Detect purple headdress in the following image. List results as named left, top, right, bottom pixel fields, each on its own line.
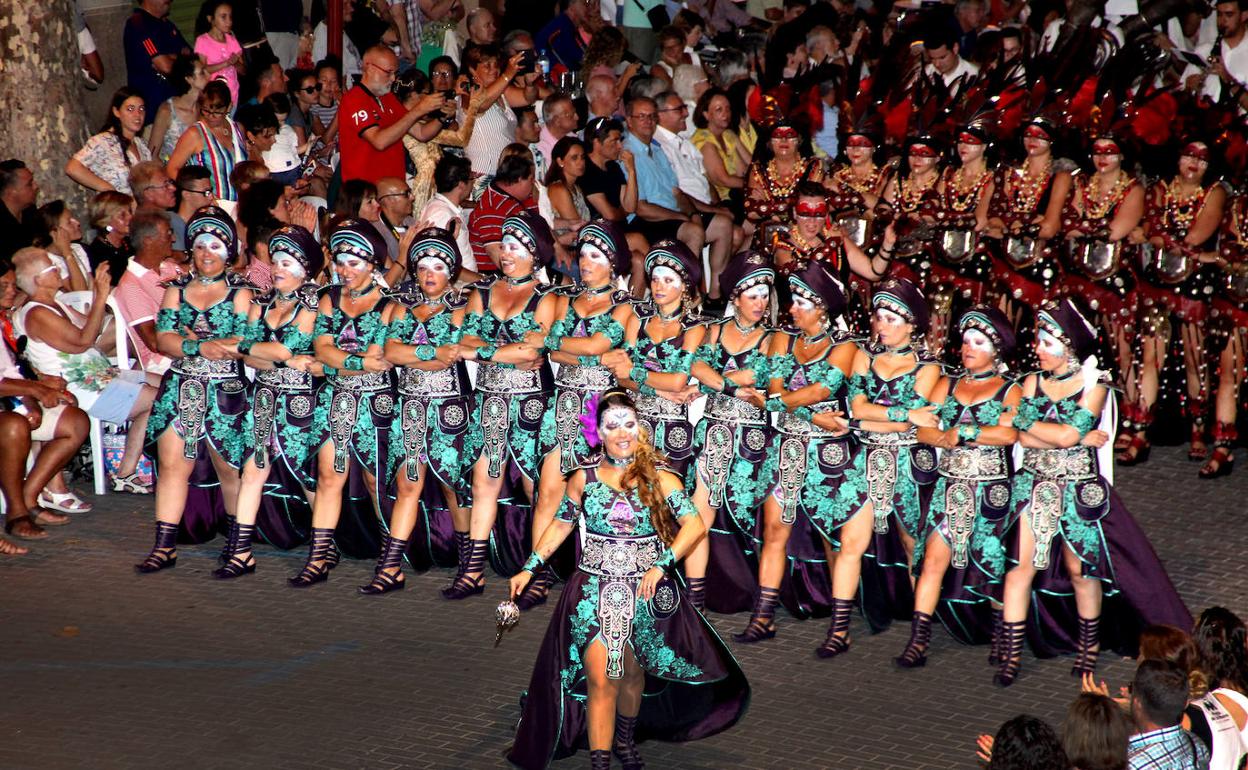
left=579, top=392, right=602, bottom=448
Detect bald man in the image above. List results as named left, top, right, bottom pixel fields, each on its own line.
left=585, top=74, right=621, bottom=122
left=467, top=7, right=497, bottom=45
left=340, top=46, right=450, bottom=184
left=374, top=176, right=415, bottom=260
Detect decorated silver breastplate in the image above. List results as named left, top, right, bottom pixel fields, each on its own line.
left=579, top=531, right=664, bottom=680
left=329, top=370, right=393, bottom=392
left=635, top=393, right=687, bottom=420
left=1021, top=446, right=1097, bottom=480
left=555, top=363, right=615, bottom=391
left=776, top=401, right=841, bottom=438
left=477, top=362, right=544, bottom=394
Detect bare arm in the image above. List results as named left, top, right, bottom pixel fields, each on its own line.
left=64, top=157, right=114, bottom=193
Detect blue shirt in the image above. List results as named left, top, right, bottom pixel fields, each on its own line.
left=1128, top=726, right=1211, bottom=770
left=814, top=104, right=840, bottom=160
left=622, top=132, right=680, bottom=213
left=123, top=8, right=191, bottom=125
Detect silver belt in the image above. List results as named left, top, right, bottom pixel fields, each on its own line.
left=397, top=366, right=461, bottom=398
left=705, top=392, right=766, bottom=426
left=1021, top=447, right=1097, bottom=480
left=172, top=357, right=243, bottom=379
left=636, top=393, right=687, bottom=420
left=860, top=427, right=918, bottom=447
left=329, top=370, right=393, bottom=392
left=555, top=364, right=615, bottom=391
left=256, top=366, right=313, bottom=391
left=777, top=402, right=841, bottom=438
left=477, top=363, right=543, bottom=394
left=939, top=445, right=1008, bottom=480
left=579, top=532, right=662, bottom=578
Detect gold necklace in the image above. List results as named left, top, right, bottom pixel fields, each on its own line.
left=1010, top=158, right=1052, bottom=215
left=1163, top=179, right=1206, bottom=232
left=1082, top=172, right=1132, bottom=220
left=765, top=158, right=805, bottom=200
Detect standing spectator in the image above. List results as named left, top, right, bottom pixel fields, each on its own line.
left=466, top=7, right=498, bottom=46
left=976, top=715, right=1070, bottom=770
left=129, top=161, right=178, bottom=213
left=1192, top=608, right=1248, bottom=756
left=1184, top=0, right=1248, bottom=103
left=249, top=57, right=288, bottom=106
left=924, top=33, right=979, bottom=97
left=461, top=44, right=524, bottom=175
left=65, top=88, right=154, bottom=195
left=74, top=0, right=105, bottom=88
left=166, top=81, right=247, bottom=201
left=313, top=0, right=362, bottom=84
left=537, top=93, right=578, bottom=164
left=653, top=90, right=713, bottom=207
left=0, top=160, right=40, bottom=262
left=339, top=46, right=448, bottom=184
left=537, top=0, right=596, bottom=73
left=502, top=30, right=551, bottom=108
left=123, top=0, right=192, bottom=123
left=953, top=0, right=987, bottom=60
left=516, top=107, right=545, bottom=179
left=1128, top=660, right=1212, bottom=770
left=685, top=0, right=755, bottom=37
left=85, top=191, right=135, bottom=285
left=33, top=201, right=92, bottom=292
left=148, top=55, right=209, bottom=163
left=622, top=0, right=662, bottom=64
left=194, top=0, right=245, bottom=108
left=544, top=136, right=592, bottom=280
left=419, top=154, right=475, bottom=273
left=468, top=152, right=538, bottom=271
left=171, top=165, right=214, bottom=255
left=309, top=60, right=342, bottom=140
left=260, top=0, right=302, bottom=69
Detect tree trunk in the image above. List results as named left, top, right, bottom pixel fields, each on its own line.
left=0, top=0, right=93, bottom=209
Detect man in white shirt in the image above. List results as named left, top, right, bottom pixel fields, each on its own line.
left=419, top=154, right=478, bottom=279
left=924, top=34, right=979, bottom=99
left=652, top=91, right=713, bottom=206
left=312, top=0, right=362, bottom=85
left=1184, top=0, right=1248, bottom=106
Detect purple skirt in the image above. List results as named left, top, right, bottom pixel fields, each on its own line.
left=702, top=501, right=759, bottom=614
left=506, top=569, right=750, bottom=769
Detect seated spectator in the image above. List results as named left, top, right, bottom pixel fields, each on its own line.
left=260, top=93, right=305, bottom=185
left=467, top=6, right=498, bottom=46
left=171, top=164, right=214, bottom=256
left=585, top=73, right=623, bottom=123
left=976, top=714, right=1071, bottom=770
left=33, top=201, right=92, bottom=292
left=419, top=154, right=476, bottom=275
left=65, top=87, right=154, bottom=194
left=114, top=209, right=178, bottom=375
left=147, top=54, right=208, bottom=163
left=0, top=160, right=41, bottom=262
left=545, top=136, right=592, bottom=279
left=654, top=90, right=713, bottom=207
left=652, top=25, right=692, bottom=85
left=1062, top=693, right=1132, bottom=770
left=671, top=63, right=710, bottom=128
left=502, top=30, right=553, bottom=107
left=235, top=103, right=280, bottom=169
left=11, top=248, right=157, bottom=495
left=537, top=93, right=578, bottom=165
left=0, top=262, right=85, bottom=545
left=309, top=59, right=341, bottom=141
left=461, top=44, right=525, bottom=175
left=129, top=161, right=178, bottom=212
left=85, top=191, right=135, bottom=286
left=578, top=116, right=648, bottom=275
left=374, top=176, right=415, bottom=265
left=1128, top=660, right=1212, bottom=769
left=413, top=2, right=466, bottom=72
left=691, top=87, right=750, bottom=204
left=166, top=80, right=246, bottom=201
left=287, top=68, right=318, bottom=144
left=469, top=152, right=538, bottom=271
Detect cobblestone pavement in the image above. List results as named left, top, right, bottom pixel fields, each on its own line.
left=0, top=445, right=1242, bottom=770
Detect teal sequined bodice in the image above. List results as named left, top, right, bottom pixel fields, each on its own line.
left=937, top=379, right=1009, bottom=431
left=313, top=286, right=388, bottom=354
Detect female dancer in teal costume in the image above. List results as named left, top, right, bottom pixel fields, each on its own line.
left=519, top=220, right=635, bottom=609
left=506, top=390, right=749, bottom=770
left=895, top=307, right=1020, bottom=666
left=363, top=227, right=474, bottom=594
left=288, top=220, right=397, bottom=587
left=994, top=297, right=1191, bottom=686
left=818, top=278, right=943, bottom=656
left=136, top=206, right=254, bottom=573
left=734, top=261, right=858, bottom=643
left=607, top=240, right=705, bottom=479
left=448, top=213, right=560, bottom=599
left=214, top=224, right=325, bottom=579
left=686, top=250, right=775, bottom=614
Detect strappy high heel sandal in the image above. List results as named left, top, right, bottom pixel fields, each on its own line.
left=993, top=620, right=1026, bottom=687
left=612, top=713, right=645, bottom=770
left=360, top=534, right=408, bottom=595
left=135, top=521, right=179, bottom=573
left=441, top=538, right=488, bottom=600
left=589, top=749, right=611, bottom=770
left=894, top=611, right=933, bottom=669
left=815, top=597, right=854, bottom=659
left=213, top=521, right=257, bottom=579
left=1070, top=616, right=1100, bottom=677
left=289, top=528, right=337, bottom=587
left=515, top=565, right=555, bottom=610
left=686, top=576, right=707, bottom=612
left=733, top=586, right=779, bottom=643
left=988, top=607, right=1004, bottom=665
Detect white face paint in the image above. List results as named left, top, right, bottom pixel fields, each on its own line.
left=792, top=296, right=817, bottom=312
left=600, top=406, right=640, bottom=437
left=335, top=254, right=370, bottom=272
left=875, top=307, right=905, bottom=327
left=272, top=253, right=307, bottom=279
left=500, top=233, right=533, bottom=258
left=579, top=244, right=611, bottom=265
left=651, top=264, right=682, bottom=287
left=192, top=233, right=230, bottom=258
left=742, top=285, right=771, bottom=302
left=962, top=328, right=994, bottom=354
left=417, top=257, right=450, bottom=275
left=1038, top=329, right=1066, bottom=357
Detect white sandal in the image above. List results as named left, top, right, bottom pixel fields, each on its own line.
left=38, top=489, right=93, bottom=514
left=112, top=473, right=153, bottom=494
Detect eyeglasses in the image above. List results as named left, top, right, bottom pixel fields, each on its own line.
left=179, top=186, right=213, bottom=196
left=368, top=61, right=397, bottom=77
left=431, top=70, right=455, bottom=79
left=202, top=107, right=230, bottom=117
left=142, top=180, right=175, bottom=194
left=300, top=85, right=320, bottom=94
left=629, top=112, right=656, bottom=121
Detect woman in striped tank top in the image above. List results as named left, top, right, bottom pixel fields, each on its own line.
left=165, top=81, right=247, bottom=202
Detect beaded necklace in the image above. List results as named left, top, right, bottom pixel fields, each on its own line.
left=1081, top=171, right=1132, bottom=220
left=764, top=157, right=807, bottom=200
left=1162, top=179, right=1207, bottom=232
left=944, top=165, right=992, bottom=213
left=1010, top=157, right=1052, bottom=216
left=897, top=172, right=938, bottom=213
left=833, top=163, right=882, bottom=197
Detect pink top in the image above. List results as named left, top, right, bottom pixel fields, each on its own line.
left=194, top=32, right=243, bottom=107
left=115, top=258, right=174, bottom=372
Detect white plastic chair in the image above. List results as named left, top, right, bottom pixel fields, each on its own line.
left=104, top=295, right=134, bottom=371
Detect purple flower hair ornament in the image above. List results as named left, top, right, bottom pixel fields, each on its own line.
left=579, top=392, right=602, bottom=448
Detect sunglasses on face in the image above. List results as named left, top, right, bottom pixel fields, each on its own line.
left=300, top=85, right=321, bottom=94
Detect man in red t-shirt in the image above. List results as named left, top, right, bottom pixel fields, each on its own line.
left=468, top=153, right=537, bottom=272
left=339, top=46, right=449, bottom=184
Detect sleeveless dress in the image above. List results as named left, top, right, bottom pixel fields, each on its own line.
left=629, top=305, right=700, bottom=477
left=888, top=177, right=942, bottom=288
left=506, top=462, right=750, bottom=770
left=461, top=276, right=555, bottom=574
left=1007, top=382, right=1191, bottom=656
left=690, top=319, right=774, bottom=613
left=148, top=272, right=254, bottom=542
left=537, top=287, right=629, bottom=475
left=158, top=98, right=191, bottom=162
left=245, top=284, right=321, bottom=551
left=911, top=377, right=1015, bottom=644
left=767, top=333, right=859, bottom=619
left=989, top=161, right=1064, bottom=307
left=930, top=166, right=995, bottom=306
left=1186, top=690, right=1248, bottom=770
left=384, top=283, right=476, bottom=570
left=14, top=301, right=116, bottom=396
left=191, top=119, right=247, bottom=201
left=311, top=285, right=396, bottom=559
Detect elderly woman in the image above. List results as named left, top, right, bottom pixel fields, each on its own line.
left=166, top=80, right=247, bottom=201
left=135, top=207, right=254, bottom=572
left=85, top=191, right=135, bottom=286
left=65, top=87, right=154, bottom=194
left=461, top=45, right=526, bottom=176
left=12, top=248, right=158, bottom=497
